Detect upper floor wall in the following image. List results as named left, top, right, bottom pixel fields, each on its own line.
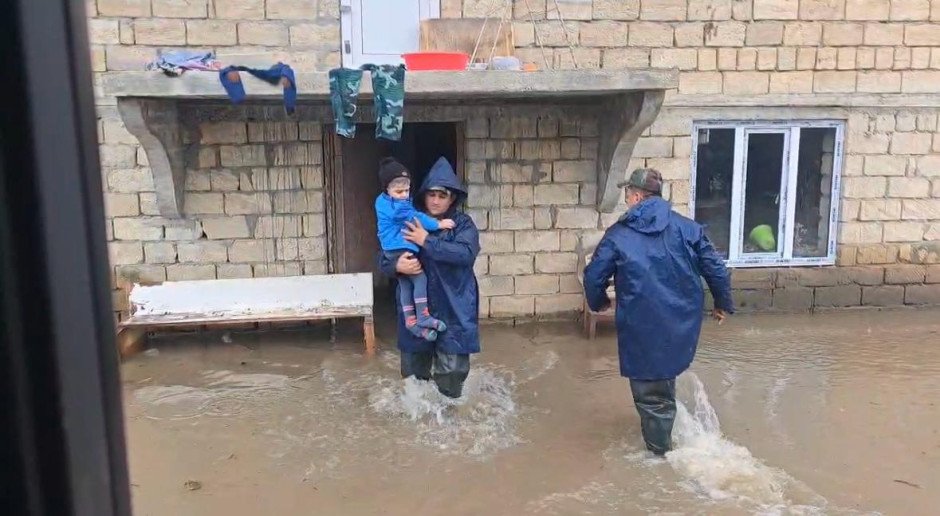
left=88, top=1, right=940, bottom=100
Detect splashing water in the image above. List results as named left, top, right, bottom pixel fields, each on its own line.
left=667, top=373, right=827, bottom=511
left=369, top=367, right=520, bottom=457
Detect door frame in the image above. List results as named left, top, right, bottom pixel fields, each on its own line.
left=340, top=0, right=440, bottom=68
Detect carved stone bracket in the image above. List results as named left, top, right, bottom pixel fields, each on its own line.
left=118, top=98, right=186, bottom=218
left=596, top=90, right=666, bottom=212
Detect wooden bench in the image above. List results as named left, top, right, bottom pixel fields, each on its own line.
left=577, top=253, right=615, bottom=340
left=116, top=273, right=375, bottom=358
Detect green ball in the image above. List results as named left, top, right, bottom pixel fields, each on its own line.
left=749, top=224, right=776, bottom=251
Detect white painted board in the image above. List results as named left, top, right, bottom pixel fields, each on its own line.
left=129, top=274, right=373, bottom=317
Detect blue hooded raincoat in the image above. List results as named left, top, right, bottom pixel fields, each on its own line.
left=379, top=157, right=481, bottom=355
left=583, top=197, right=733, bottom=380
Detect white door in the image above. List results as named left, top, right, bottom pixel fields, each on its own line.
left=340, top=0, right=440, bottom=68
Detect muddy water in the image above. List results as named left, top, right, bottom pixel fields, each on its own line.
left=122, top=310, right=940, bottom=515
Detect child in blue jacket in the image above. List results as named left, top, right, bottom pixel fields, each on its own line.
left=375, top=157, right=454, bottom=341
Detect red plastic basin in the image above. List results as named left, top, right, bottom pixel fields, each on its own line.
left=402, top=52, right=469, bottom=71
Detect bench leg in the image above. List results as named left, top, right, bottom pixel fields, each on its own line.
left=587, top=314, right=598, bottom=341
left=363, top=315, right=376, bottom=356
left=117, top=327, right=146, bottom=359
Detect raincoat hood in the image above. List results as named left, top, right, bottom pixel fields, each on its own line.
left=620, top=196, right=671, bottom=234
left=419, top=157, right=467, bottom=207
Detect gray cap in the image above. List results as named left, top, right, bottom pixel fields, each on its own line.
left=618, top=168, right=663, bottom=195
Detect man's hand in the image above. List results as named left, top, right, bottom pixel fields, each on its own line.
left=712, top=308, right=728, bottom=325
left=403, top=218, right=430, bottom=247
left=395, top=252, right=422, bottom=276
left=438, top=219, right=456, bottom=230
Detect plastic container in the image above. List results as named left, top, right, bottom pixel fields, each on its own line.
left=401, top=52, right=469, bottom=71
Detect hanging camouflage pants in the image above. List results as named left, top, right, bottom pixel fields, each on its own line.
left=360, top=64, right=406, bottom=141
left=328, top=67, right=363, bottom=138
left=328, top=64, right=405, bottom=141
left=629, top=378, right=677, bottom=456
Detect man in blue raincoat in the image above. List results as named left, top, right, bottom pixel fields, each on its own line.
left=379, top=157, right=480, bottom=398
left=583, top=168, right=734, bottom=456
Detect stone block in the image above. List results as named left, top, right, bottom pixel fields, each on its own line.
left=218, top=264, right=254, bottom=279
left=186, top=20, right=238, bottom=45
left=104, top=45, right=152, bottom=71
left=221, top=145, right=267, bottom=167
left=104, top=193, right=140, bottom=217
left=724, top=71, right=770, bottom=94
left=555, top=207, right=598, bottom=229
left=215, top=0, right=264, bottom=19
left=732, top=269, right=777, bottom=289
left=152, top=0, right=208, bottom=18
left=266, top=0, right=317, bottom=19
left=98, top=0, right=150, bottom=16
left=772, top=287, right=814, bottom=311
left=688, top=0, right=733, bottom=20
left=184, top=193, right=224, bottom=215
left=861, top=285, right=905, bottom=306
left=884, top=222, right=925, bottom=242
left=163, top=220, right=203, bottom=241
left=855, top=244, right=896, bottom=264
left=552, top=161, right=595, bottom=183
left=593, top=0, right=640, bottom=20
left=839, top=221, right=883, bottom=244
left=856, top=71, right=902, bottom=93
left=201, top=216, right=250, bottom=239
left=113, top=218, right=163, bottom=241
left=225, top=192, right=272, bottom=215
left=888, top=177, right=931, bottom=198
left=737, top=48, right=758, bottom=70
left=603, top=48, right=650, bottom=69
left=208, top=169, right=240, bottom=191
left=705, top=21, right=746, bottom=47
left=580, top=21, right=629, bottom=47
left=822, top=23, right=864, bottom=47
left=479, top=276, right=515, bottom=297
left=926, top=265, right=940, bottom=283
left=675, top=22, right=706, bottom=47
left=801, top=0, right=846, bottom=20
left=905, top=284, right=940, bottom=304
left=535, top=252, right=578, bottom=273
left=108, top=242, right=143, bottom=265
left=746, top=22, right=784, bottom=45
left=902, top=71, right=940, bottom=93
left=890, top=0, right=931, bottom=20
left=797, top=47, right=817, bottom=69
left=885, top=264, right=927, bottom=284
left=267, top=166, right=302, bottom=189
left=515, top=231, right=561, bottom=252
left=856, top=48, right=876, bottom=69
left=273, top=142, right=322, bottom=166
left=253, top=262, right=303, bottom=277
left=843, top=177, right=887, bottom=199
left=100, top=145, right=139, bottom=169
left=679, top=72, right=723, bottom=94
left=891, top=132, right=933, bottom=154
left=918, top=155, right=940, bottom=177
left=177, top=241, right=228, bottom=263
left=814, top=71, right=857, bottom=92
left=754, top=0, right=799, bottom=20
left=784, top=22, right=822, bottom=45
left=719, top=47, right=739, bottom=69
left=639, top=0, right=686, bottom=20
left=273, top=191, right=323, bottom=213
left=228, top=240, right=274, bottom=262
left=846, top=0, right=890, bottom=20
left=536, top=294, right=583, bottom=316
left=88, top=19, right=119, bottom=45
left=490, top=295, right=535, bottom=317
left=289, top=23, right=341, bottom=48
left=905, top=24, right=940, bottom=46
left=734, top=289, right=774, bottom=311
left=651, top=49, right=698, bottom=70
left=814, top=285, right=861, bottom=306
left=770, top=71, right=814, bottom=93
left=699, top=49, right=718, bottom=70
left=515, top=275, right=560, bottom=295
left=859, top=199, right=901, bottom=221
left=116, top=265, right=167, bottom=284
left=490, top=254, right=534, bottom=275
left=167, top=264, right=216, bottom=281
left=633, top=136, right=675, bottom=158
left=143, top=242, right=177, bottom=264
left=628, top=22, right=674, bottom=46
left=479, top=232, right=515, bottom=254
left=133, top=19, right=186, bottom=45
left=490, top=209, right=534, bottom=230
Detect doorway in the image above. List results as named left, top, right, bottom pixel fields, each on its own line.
left=326, top=122, right=463, bottom=303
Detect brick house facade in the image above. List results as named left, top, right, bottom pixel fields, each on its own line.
left=89, top=1, right=940, bottom=319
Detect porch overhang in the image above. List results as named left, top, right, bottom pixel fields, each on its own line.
left=103, top=70, right=676, bottom=217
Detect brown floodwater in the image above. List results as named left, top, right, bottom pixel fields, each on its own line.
left=122, top=310, right=940, bottom=515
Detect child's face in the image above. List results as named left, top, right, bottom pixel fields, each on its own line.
left=387, top=180, right=410, bottom=200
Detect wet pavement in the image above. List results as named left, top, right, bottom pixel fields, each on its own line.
left=122, top=309, right=940, bottom=515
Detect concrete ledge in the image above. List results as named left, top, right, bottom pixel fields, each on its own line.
left=667, top=93, right=940, bottom=108
left=102, top=69, right=678, bottom=100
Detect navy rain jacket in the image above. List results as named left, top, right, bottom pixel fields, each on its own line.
left=583, top=197, right=733, bottom=380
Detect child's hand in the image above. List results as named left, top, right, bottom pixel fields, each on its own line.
left=439, top=219, right=456, bottom=230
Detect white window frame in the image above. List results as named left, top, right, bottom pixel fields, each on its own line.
left=340, top=0, right=440, bottom=68
left=689, top=120, right=845, bottom=268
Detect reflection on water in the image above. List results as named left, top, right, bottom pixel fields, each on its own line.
left=124, top=310, right=939, bottom=515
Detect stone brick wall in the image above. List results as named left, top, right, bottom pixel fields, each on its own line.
left=90, top=1, right=940, bottom=317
